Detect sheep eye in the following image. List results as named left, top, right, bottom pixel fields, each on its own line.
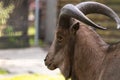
left=57, top=35, right=63, bottom=42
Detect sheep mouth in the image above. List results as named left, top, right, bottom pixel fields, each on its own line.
left=47, top=63, right=57, bottom=70
left=45, top=60, right=57, bottom=70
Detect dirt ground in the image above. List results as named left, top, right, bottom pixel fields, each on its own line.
left=0, top=47, right=60, bottom=78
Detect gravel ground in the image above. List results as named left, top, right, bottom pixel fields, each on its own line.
left=0, top=47, right=60, bottom=78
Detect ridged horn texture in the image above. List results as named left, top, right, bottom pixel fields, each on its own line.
left=76, top=1, right=120, bottom=29
left=59, top=1, right=120, bottom=29
left=59, top=4, right=106, bottom=30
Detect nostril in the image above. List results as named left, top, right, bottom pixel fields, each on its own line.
left=44, top=58, right=46, bottom=61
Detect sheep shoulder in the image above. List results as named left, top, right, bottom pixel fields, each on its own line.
left=107, top=42, right=120, bottom=54
left=101, top=42, right=120, bottom=80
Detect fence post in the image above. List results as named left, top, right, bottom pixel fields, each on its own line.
left=34, top=0, right=40, bottom=46
left=45, top=0, right=58, bottom=43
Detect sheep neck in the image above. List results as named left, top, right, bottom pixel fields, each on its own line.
left=72, top=25, right=108, bottom=80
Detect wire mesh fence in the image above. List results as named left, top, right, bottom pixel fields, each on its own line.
left=0, top=0, right=46, bottom=49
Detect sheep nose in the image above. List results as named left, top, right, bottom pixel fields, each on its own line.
left=44, top=58, right=46, bottom=61
left=44, top=55, right=49, bottom=62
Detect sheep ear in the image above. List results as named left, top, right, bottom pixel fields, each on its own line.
left=71, top=22, right=80, bottom=34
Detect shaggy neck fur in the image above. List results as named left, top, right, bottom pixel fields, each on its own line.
left=59, top=30, right=76, bottom=79
left=71, top=24, right=109, bottom=80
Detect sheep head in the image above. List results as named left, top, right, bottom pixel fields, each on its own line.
left=45, top=20, right=80, bottom=78
left=44, top=1, right=120, bottom=79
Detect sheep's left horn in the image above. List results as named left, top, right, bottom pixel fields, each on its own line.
left=76, top=1, right=120, bottom=29
left=59, top=4, right=106, bottom=30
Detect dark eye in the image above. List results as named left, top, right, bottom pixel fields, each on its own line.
left=57, top=35, right=63, bottom=42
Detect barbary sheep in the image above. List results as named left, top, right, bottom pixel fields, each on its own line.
left=44, top=1, right=120, bottom=80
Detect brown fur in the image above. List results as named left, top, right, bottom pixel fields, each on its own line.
left=44, top=20, right=120, bottom=80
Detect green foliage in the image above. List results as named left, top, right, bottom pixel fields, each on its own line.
left=3, top=26, right=14, bottom=36
left=28, top=26, right=35, bottom=36
left=0, top=2, right=14, bottom=25
left=0, top=68, right=8, bottom=74
left=28, top=26, right=45, bottom=47
left=29, top=37, right=44, bottom=47
left=2, top=74, right=65, bottom=80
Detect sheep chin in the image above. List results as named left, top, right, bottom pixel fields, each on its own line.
left=47, top=63, right=57, bottom=70
left=59, top=62, right=71, bottom=79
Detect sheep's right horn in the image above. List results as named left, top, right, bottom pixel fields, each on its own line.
left=59, top=4, right=106, bottom=30
left=76, top=1, right=120, bottom=29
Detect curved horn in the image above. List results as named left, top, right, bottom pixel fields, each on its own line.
left=76, top=1, right=120, bottom=29
left=59, top=4, right=106, bottom=30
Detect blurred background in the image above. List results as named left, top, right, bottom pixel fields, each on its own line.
left=0, top=0, right=119, bottom=48
left=0, top=0, right=119, bottom=80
